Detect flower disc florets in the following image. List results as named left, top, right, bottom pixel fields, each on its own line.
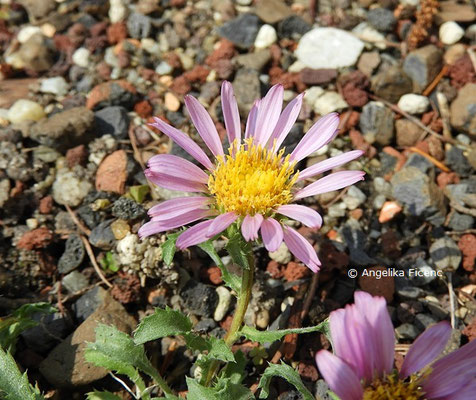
left=363, top=372, right=424, bottom=400
left=208, top=139, right=298, bottom=217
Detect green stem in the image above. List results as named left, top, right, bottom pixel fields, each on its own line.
left=204, top=253, right=255, bottom=386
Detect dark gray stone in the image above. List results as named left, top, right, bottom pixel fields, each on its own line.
left=371, top=66, right=413, bottom=103
left=430, top=236, right=462, bottom=272
left=403, top=45, right=443, bottom=93
left=396, top=323, right=420, bottom=339
left=281, top=123, right=303, bottom=155
left=367, top=8, right=396, bottom=32
left=127, top=13, right=152, bottom=39
left=277, top=15, right=312, bottom=39
left=111, top=197, right=145, bottom=220
left=403, top=153, right=433, bottom=173
left=72, top=286, right=109, bottom=322
left=445, top=146, right=473, bottom=177
left=391, top=166, right=446, bottom=225
left=340, top=220, right=375, bottom=265
left=194, top=318, right=217, bottom=333
left=89, top=219, right=116, bottom=250
left=232, top=68, right=261, bottom=115
left=396, top=286, right=425, bottom=300
left=58, top=234, right=85, bottom=274
left=218, top=14, right=261, bottom=49
left=414, top=313, right=438, bottom=331
left=181, top=280, right=218, bottom=317
left=360, top=101, right=394, bottom=145
left=448, top=212, right=474, bottom=231
left=95, top=106, right=130, bottom=139
left=62, top=271, right=89, bottom=293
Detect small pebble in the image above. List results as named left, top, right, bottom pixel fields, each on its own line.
left=17, top=26, right=42, bottom=43
left=40, top=77, right=69, bottom=96
left=439, top=21, right=464, bottom=45
left=269, top=242, right=292, bottom=264
left=164, top=92, right=181, bottom=112
left=8, top=99, right=46, bottom=124
left=397, top=94, right=430, bottom=114
left=72, top=48, right=91, bottom=68
left=254, top=24, right=277, bottom=49
left=214, top=286, right=232, bottom=321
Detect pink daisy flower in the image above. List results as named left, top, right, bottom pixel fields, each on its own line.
left=315, top=291, right=476, bottom=399
left=139, top=81, right=365, bottom=272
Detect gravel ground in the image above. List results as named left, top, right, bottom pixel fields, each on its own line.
left=0, top=0, right=475, bottom=398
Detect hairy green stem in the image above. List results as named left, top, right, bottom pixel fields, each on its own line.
left=204, top=253, right=255, bottom=386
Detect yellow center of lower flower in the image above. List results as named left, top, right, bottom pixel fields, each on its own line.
left=208, top=139, right=298, bottom=216
left=363, top=373, right=425, bottom=400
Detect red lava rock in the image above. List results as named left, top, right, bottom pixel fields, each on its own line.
left=340, top=70, right=370, bottom=107
left=170, top=75, right=191, bottom=95
left=339, top=110, right=360, bottom=133
left=140, top=68, right=156, bottom=82
left=266, top=260, right=284, bottom=279
left=53, top=35, right=73, bottom=53
left=349, top=208, right=363, bottom=220
left=117, top=50, right=130, bottom=68
left=213, top=59, right=234, bottom=80
left=297, top=362, right=319, bottom=381
left=379, top=201, right=402, bottom=223
left=96, top=61, right=112, bottom=80
left=86, top=80, right=137, bottom=110
left=17, top=227, right=53, bottom=251
left=300, top=68, right=337, bottom=85
left=462, top=316, right=476, bottom=341
left=220, top=315, right=233, bottom=331
left=171, top=0, right=186, bottom=6
left=380, top=230, right=401, bottom=259
left=207, top=266, right=223, bottom=285
left=283, top=261, right=310, bottom=283
left=349, top=129, right=375, bottom=157
left=67, top=23, right=89, bottom=48
left=183, top=65, right=210, bottom=83
left=269, top=44, right=282, bottom=65
left=111, top=272, right=141, bottom=304
left=269, top=66, right=299, bottom=90
left=358, top=266, right=395, bottom=302
left=134, top=100, right=153, bottom=118
left=205, top=39, right=235, bottom=67
left=95, top=150, right=128, bottom=194
left=436, top=171, right=460, bottom=189
left=66, top=144, right=88, bottom=168
left=164, top=52, right=182, bottom=70
left=90, top=21, right=108, bottom=37
left=107, top=22, right=127, bottom=45
left=383, top=146, right=406, bottom=171
left=458, top=234, right=476, bottom=272
left=39, top=196, right=53, bottom=214
left=448, top=54, right=476, bottom=89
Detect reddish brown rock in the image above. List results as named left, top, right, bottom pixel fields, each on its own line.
left=340, top=70, right=370, bottom=107
left=107, top=22, right=128, bottom=45
left=86, top=80, right=137, bottom=110
left=207, top=266, right=223, bottom=285
left=458, top=234, right=476, bottom=272
left=66, top=144, right=87, bottom=168
left=134, top=100, right=153, bottom=118
left=39, top=196, right=53, bottom=214
left=436, top=172, right=460, bottom=189
left=170, top=76, right=191, bottom=95
left=319, top=241, right=349, bottom=271
left=449, top=54, right=476, bottom=89
left=95, top=150, right=127, bottom=194
left=17, top=227, right=53, bottom=251
left=266, top=260, right=284, bottom=279
left=300, top=68, right=337, bottom=85
left=462, top=316, right=476, bottom=342
left=283, top=261, right=310, bottom=283
left=205, top=39, right=235, bottom=68
left=358, top=266, right=395, bottom=302
left=183, top=65, right=210, bottom=83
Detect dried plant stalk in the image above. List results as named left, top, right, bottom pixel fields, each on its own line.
left=407, top=0, right=439, bottom=50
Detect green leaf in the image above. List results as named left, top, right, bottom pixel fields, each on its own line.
left=100, top=252, right=119, bottom=272
left=328, top=392, right=341, bottom=400
left=86, top=391, right=122, bottom=400
left=225, top=233, right=250, bottom=270
left=0, top=302, right=56, bottom=353
left=257, top=362, right=314, bottom=400
left=0, top=347, right=45, bottom=400
left=85, top=325, right=160, bottom=388
left=129, top=185, right=150, bottom=204
left=134, top=307, right=192, bottom=345
left=186, top=378, right=253, bottom=400
left=186, top=377, right=217, bottom=400
left=198, top=240, right=241, bottom=293
left=240, top=319, right=329, bottom=344
left=183, top=334, right=234, bottom=363
left=161, top=233, right=180, bottom=266
left=221, top=350, right=247, bottom=385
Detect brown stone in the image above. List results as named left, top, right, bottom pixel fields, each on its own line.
left=17, top=227, right=53, bottom=251
left=436, top=1, right=476, bottom=23
left=66, top=144, right=87, bottom=168
left=395, top=119, right=423, bottom=147
left=357, top=51, right=381, bottom=77
left=0, top=78, right=37, bottom=108
left=450, top=83, right=476, bottom=136
left=134, top=100, right=153, bottom=118
left=39, top=196, right=53, bottom=214
left=371, top=66, right=413, bottom=104
left=458, top=234, right=476, bottom=272
left=207, top=266, right=223, bottom=285
left=300, top=68, right=337, bottom=85
left=169, top=75, right=191, bottom=96
left=358, top=266, right=395, bottom=302
left=255, top=0, right=292, bottom=24
left=95, top=150, right=127, bottom=194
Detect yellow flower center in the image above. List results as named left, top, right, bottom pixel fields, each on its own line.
left=363, top=373, right=425, bottom=400
left=208, top=139, right=298, bottom=217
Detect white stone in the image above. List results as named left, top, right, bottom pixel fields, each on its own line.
left=288, top=60, right=307, bottom=73
left=295, top=27, right=364, bottom=69
left=254, top=24, right=277, bottom=49
left=439, top=21, right=464, bottom=45
left=52, top=169, right=92, bottom=207
left=104, top=47, right=120, bottom=68
left=214, top=286, right=232, bottom=321
left=400, top=0, right=419, bottom=5
left=109, top=0, right=128, bottom=23
left=313, top=91, right=348, bottom=115
left=343, top=186, right=367, bottom=210
left=352, top=22, right=386, bottom=50
left=304, top=86, right=324, bottom=107
left=269, top=242, right=291, bottom=264
left=40, top=76, right=69, bottom=96
left=155, top=61, right=173, bottom=75
left=72, top=47, right=91, bottom=68
left=328, top=202, right=347, bottom=218
left=141, top=38, right=160, bottom=55
left=397, top=94, right=430, bottom=114
left=236, top=0, right=252, bottom=5
left=0, top=179, right=10, bottom=207
left=17, top=26, right=42, bottom=43
left=7, top=99, right=46, bottom=124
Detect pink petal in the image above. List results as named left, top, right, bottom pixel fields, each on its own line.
left=298, top=150, right=364, bottom=181
left=206, top=211, right=238, bottom=238
left=145, top=170, right=207, bottom=192
left=148, top=197, right=211, bottom=219
left=400, top=321, right=451, bottom=378
left=282, top=226, right=320, bottom=273
left=260, top=218, right=283, bottom=252
left=176, top=219, right=215, bottom=249
left=184, top=95, right=224, bottom=157
left=147, top=154, right=209, bottom=184
left=241, top=214, right=263, bottom=241
left=315, top=350, right=363, bottom=400
left=354, top=291, right=395, bottom=377
left=221, top=81, right=241, bottom=145
left=245, top=99, right=260, bottom=140
left=289, top=113, right=340, bottom=162
left=150, top=117, right=213, bottom=170
left=267, top=93, right=304, bottom=151
left=422, top=337, right=476, bottom=398
left=442, top=381, right=476, bottom=400
left=253, top=84, right=284, bottom=146
left=294, top=170, right=366, bottom=200
left=276, top=204, right=322, bottom=228
left=138, top=208, right=211, bottom=238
